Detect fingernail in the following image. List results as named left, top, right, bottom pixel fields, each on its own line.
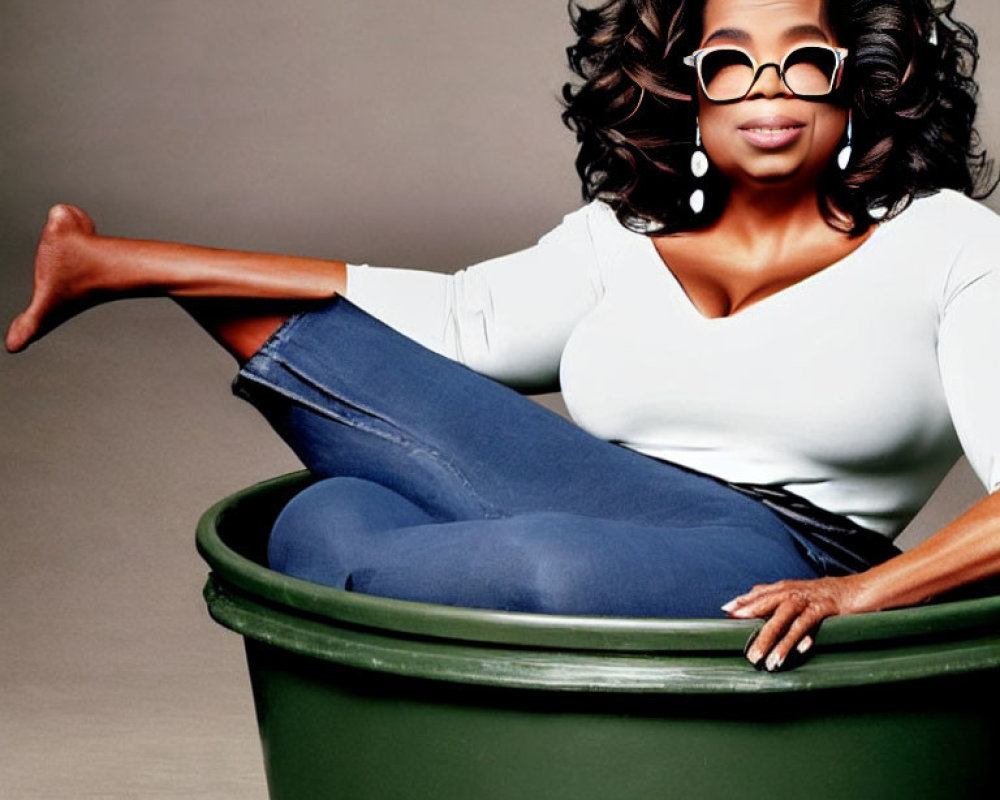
left=765, top=652, right=784, bottom=672
left=796, top=636, right=813, bottom=654
left=720, top=600, right=737, bottom=613
left=743, top=628, right=763, bottom=666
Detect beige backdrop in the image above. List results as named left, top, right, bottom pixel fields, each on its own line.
left=1, top=2, right=998, bottom=798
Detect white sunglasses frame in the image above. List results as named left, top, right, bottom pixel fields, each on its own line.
left=683, top=43, right=849, bottom=103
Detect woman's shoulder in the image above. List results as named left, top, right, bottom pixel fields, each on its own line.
left=537, top=200, right=639, bottom=271
left=897, top=188, right=1000, bottom=235
left=875, top=190, right=1000, bottom=272
left=549, top=199, right=629, bottom=236
left=894, top=190, right=1000, bottom=307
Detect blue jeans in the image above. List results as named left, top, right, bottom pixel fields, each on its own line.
left=232, top=297, right=835, bottom=618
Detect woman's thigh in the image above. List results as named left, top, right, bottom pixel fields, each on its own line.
left=270, top=476, right=820, bottom=617
left=234, top=298, right=774, bottom=530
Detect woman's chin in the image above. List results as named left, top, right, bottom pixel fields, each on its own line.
left=731, top=157, right=823, bottom=191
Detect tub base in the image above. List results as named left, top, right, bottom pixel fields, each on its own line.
left=246, top=639, right=998, bottom=800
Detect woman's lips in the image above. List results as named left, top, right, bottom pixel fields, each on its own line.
left=738, top=116, right=805, bottom=149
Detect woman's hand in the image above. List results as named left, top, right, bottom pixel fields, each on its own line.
left=723, top=491, right=1000, bottom=672
left=721, top=574, right=865, bottom=671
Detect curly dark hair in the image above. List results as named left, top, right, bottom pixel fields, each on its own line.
left=561, top=0, right=997, bottom=235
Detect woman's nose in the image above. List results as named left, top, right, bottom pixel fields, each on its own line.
left=747, top=62, right=789, bottom=98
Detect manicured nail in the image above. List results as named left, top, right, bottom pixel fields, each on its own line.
left=746, top=647, right=763, bottom=665
left=765, top=651, right=784, bottom=672
left=796, top=636, right=813, bottom=654
left=720, top=600, right=738, bottom=613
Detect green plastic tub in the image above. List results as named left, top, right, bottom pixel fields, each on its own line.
left=197, top=471, right=1000, bottom=800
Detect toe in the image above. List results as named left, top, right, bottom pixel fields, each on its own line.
left=65, top=205, right=96, bottom=235
left=47, top=204, right=75, bottom=225
left=5, top=314, right=30, bottom=353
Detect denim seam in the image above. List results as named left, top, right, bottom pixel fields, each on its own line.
left=235, top=363, right=501, bottom=519
left=264, top=351, right=497, bottom=510
left=240, top=368, right=395, bottom=434
left=268, top=351, right=404, bottom=430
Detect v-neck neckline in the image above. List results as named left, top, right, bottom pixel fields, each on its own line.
left=637, top=215, right=894, bottom=323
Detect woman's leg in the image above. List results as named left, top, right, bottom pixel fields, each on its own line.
left=352, top=514, right=820, bottom=617
left=235, top=296, right=794, bottom=535
left=5, top=204, right=347, bottom=362
left=269, top=477, right=820, bottom=617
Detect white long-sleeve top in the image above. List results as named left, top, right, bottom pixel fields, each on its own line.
left=344, top=189, right=1000, bottom=539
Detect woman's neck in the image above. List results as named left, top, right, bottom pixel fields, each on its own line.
left=712, top=184, right=832, bottom=248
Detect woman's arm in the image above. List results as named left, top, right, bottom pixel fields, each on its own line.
left=723, top=490, right=1000, bottom=670
left=727, top=216, right=1000, bottom=671
left=343, top=203, right=607, bottom=392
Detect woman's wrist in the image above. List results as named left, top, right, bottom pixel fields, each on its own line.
left=841, top=553, right=958, bottom=615
left=837, top=568, right=897, bottom=615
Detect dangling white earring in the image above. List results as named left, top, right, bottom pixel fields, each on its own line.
left=928, top=21, right=938, bottom=46
left=690, top=117, right=708, bottom=214
left=837, top=109, right=853, bottom=171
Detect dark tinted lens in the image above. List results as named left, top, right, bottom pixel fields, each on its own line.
left=700, top=49, right=754, bottom=100
left=783, top=46, right=837, bottom=96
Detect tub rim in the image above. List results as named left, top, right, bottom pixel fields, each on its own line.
left=198, top=471, right=1000, bottom=692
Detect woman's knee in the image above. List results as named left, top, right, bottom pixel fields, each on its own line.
left=268, top=477, right=432, bottom=579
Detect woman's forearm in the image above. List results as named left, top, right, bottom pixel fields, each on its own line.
left=847, top=489, right=1000, bottom=612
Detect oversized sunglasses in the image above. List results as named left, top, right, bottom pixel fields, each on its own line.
left=683, top=43, right=849, bottom=103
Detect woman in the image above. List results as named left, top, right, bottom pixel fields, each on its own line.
left=6, top=0, right=999, bottom=673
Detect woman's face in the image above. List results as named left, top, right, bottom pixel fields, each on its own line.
left=696, top=0, right=848, bottom=191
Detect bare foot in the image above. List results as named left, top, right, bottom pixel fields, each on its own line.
left=5, top=204, right=106, bottom=353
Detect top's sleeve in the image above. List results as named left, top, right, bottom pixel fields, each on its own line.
left=936, top=215, right=1000, bottom=494
left=343, top=203, right=608, bottom=392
